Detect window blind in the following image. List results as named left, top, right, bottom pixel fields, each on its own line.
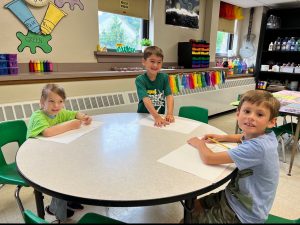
left=98, top=0, right=149, bottom=20
left=218, top=18, right=235, bottom=33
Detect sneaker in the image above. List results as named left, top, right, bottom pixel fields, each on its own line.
left=67, top=201, right=84, bottom=210
left=45, top=205, right=54, bottom=216
left=45, top=205, right=75, bottom=218
left=66, top=208, right=75, bottom=218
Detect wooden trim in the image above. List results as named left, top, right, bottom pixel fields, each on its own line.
left=94, top=51, right=143, bottom=63
left=0, top=67, right=231, bottom=86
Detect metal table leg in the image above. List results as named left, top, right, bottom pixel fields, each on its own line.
left=182, top=197, right=195, bottom=223
left=34, top=190, right=45, bottom=219
left=288, top=117, right=300, bottom=176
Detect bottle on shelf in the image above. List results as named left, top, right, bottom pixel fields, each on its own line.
left=237, top=58, right=243, bottom=74
left=274, top=37, right=281, bottom=51
left=228, top=59, right=233, bottom=76
left=233, top=58, right=238, bottom=74
left=295, top=38, right=300, bottom=51
left=268, top=42, right=274, bottom=51
left=281, top=37, right=288, bottom=51
left=286, top=38, right=291, bottom=51
left=290, top=37, right=296, bottom=51
left=241, top=59, right=248, bottom=74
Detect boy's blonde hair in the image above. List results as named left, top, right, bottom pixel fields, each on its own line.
left=41, top=83, right=66, bottom=101
left=143, top=46, right=164, bottom=60
left=237, top=90, right=280, bottom=120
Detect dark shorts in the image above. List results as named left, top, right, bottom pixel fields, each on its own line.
left=191, top=190, right=241, bottom=223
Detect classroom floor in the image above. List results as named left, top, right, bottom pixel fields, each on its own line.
left=1, top=111, right=300, bottom=223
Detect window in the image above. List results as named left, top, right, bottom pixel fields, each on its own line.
left=98, top=11, right=148, bottom=51
left=216, top=19, right=238, bottom=57
left=216, top=31, right=234, bottom=55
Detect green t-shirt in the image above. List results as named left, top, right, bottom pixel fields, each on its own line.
left=27, top=109, right=77, bottom=138
left=135, top=72, right=172, bottom=114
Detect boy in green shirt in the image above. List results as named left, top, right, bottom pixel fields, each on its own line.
left=135, top=46, right=175, bottom=127
left=27, top=83, right=92, bottom=222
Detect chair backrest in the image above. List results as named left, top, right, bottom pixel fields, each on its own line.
left=23, top=210, right=49, bottom=224
left=0, top=120, right=27, bottom=167
left=178, top=106, right=208, bottom=123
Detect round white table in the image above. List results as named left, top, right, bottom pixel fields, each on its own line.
left=17, top=113, right=236, bottom=223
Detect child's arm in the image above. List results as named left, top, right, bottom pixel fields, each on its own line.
left=76, top=112, right=92, bottom=125
left=42, top=120, right=82, bottom=137
left=188, top=137, right=233, bottom=165
left=165, top=95, right=175, bottom=123
left=203, top=133, right=243, bottom=143
left=143, top=97, right=169, bottom=127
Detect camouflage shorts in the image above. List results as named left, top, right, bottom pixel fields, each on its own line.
left=191, top=190, right=241, bottom=223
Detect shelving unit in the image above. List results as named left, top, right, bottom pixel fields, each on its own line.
left=255, top=7, right=300, bottom=90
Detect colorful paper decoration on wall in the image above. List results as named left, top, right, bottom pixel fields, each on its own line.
left=24, top=0, right=50, bottom=7
left=168, top=71, right=226, bottom=94
left=16, top=31, right=52, bottom=54
left=41, top=2, right=67, bottom=35
left=219, top=1, right=244, bottom=20
left=5, top=0, right=40, bottom=34
left=54, top=0, right=84, bottom=10
left=4, top=0, right=85, bottom=54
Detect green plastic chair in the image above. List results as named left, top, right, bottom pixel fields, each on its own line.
left=178, top=106, right=208, bottom=123
left=272, top=122, right=300, bottom=162
left=265, top=214, right=300, bottom=224
left=0, top=120, right=29, bottom=215
left=23, top=209, right=125, bottom=224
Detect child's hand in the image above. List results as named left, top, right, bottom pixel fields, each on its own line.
left=82, top=115, right=92, bottom=125
left=202, top=134, right=224, bottom=143
left=70, top=119, right=82, bottom=130
left=187, top=137, right=206, bottom=149
left=165, top=114, right=175, bottom=123
left=154, top=115, right=170, bottom=127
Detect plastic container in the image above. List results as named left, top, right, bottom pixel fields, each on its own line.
left=0, top=67, right=8, bottom=75
left=8, top=67, right=18, bottom=75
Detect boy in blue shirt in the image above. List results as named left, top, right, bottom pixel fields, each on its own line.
left=135, top=46, right=175, bottom=127
left=186, top=90, right=281, bottom=223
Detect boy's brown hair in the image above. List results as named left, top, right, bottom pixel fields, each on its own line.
left=41, top=83, right=66, bottom=101
left=143, top=46, right=164, bottom=60
left=237, top=90, right=280, bottom=120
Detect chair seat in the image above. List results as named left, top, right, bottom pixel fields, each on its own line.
left=23, top=210, right=125, bottom=224
left=0, top=162, right=28, bottom=186
left=78, top=212, right=125, bottom=224
left=265, top=214, right=300, bottom=224
left=277, top=123, right=298, bottom=136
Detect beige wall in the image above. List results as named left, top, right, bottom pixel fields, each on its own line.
left=0, top=0, right=99, bottom=63
left=151, top=0, right=206, bottom=62
left=0, top=0, right=261, bottom=104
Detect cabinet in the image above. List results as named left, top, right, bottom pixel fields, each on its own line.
left=255, top=7, right=300, bottom=91
left=178, top=42, right=210, bottom=69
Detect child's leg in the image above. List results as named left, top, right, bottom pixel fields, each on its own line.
left=49, top=197, right=68, bottom=222
left=191, top=190, right=241, bottom=223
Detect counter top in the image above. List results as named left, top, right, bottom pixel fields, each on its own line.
left=0, top=67, right=253, bottom=86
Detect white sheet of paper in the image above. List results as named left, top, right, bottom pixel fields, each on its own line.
left=158, top=142, right=237, bottom=181
left=37, top=121, right=103, bottom=144
left=139, top=116, right=200, bottom=134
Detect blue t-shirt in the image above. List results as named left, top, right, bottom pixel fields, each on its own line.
left=225, top=132, right=279, bottom=223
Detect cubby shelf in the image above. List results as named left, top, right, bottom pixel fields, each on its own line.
left=255, top=6, right=300, bottom=89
